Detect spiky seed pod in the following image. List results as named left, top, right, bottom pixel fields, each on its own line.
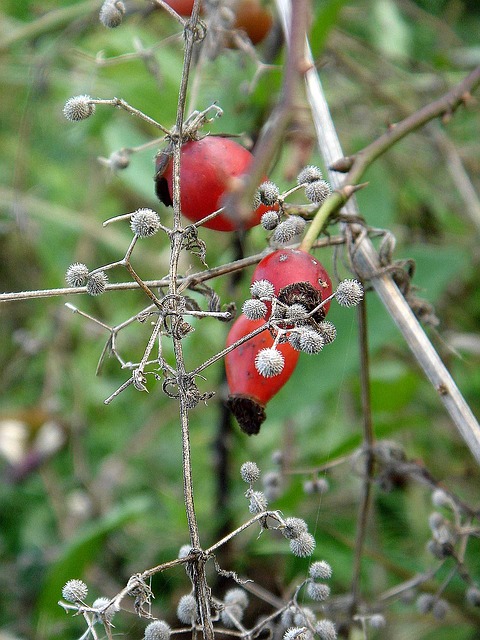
left=297, top=165, right=323, bottom=185
left=240, top=461, right=260, bottom=484
left=255, top=348, right=285, bottom=378
left=290, top=532, right=316, bottom=557
left=92, top=597, right=118, bottom=624
left=258, top=181, right=280, bottom=206
left=335, top=279, right=364, bottom=307
left=368, top=614, right=386, bottom=629
left=416, top=594, right=435, bottom=614
left=285, top=303, right=308, bottom=322
left=108, top=149, right=130, bottom=170
left=62, top=579, right=88, bottom=603
left=304, top=180, right=331, bottom=204
left=65, top=263, right=89, bottom=287
left=303, top=477, right=329, bottom=494
left=283, top=627, right=309, bottom=640
left=63, top=95, right=95, bottom=121
left=99, top=0, right=126, bottom=28
left=288, top=331, right=303, bottom=352
left=224, top=588, right=249, bottom=609
left=86, top=271, right=108, bottom=296
left=250, top=279, right=275, bottom=299
left=242, top=299, right=268, bottom=320
left=221, top=604, right=244, bottom=628
left=289, top=215, right=307, bottom=234
left=144, top=621, right=171, bottom=640
left=177, top=594, right=197, bottom=625
left=252, top=189, right=262, bottom=210
left=248, top=490, right=268, bottom=514
left=317, top=320, right=337, bottom=345
left=262, top=471, right=282, bottom=501
left=294, top=608, right=316, bottom=627
left=299, top=329, right=325, bottom=354
left=261, top=210, right=280, bottom=230
left=432, top=599, right=449, bottom=620
left=466, top=586, right=480, bottom=607
left=178, top=545, right=192, bottom=559
left=130, top=208, right=161, bottom=237
left=315, top=620, right=337, bottom=640
left=282, top=517, right=308, bottom=539
left=280, top=607, right=296, bottom=629
left=307, top=582, right=330, bottom=601
left=431, top=489, right=451, bottom=508
left=428, top=512, right=445, bottom=532
left=309, top=560, right=333, bottom=580
left=273, top=219, right=297, bottom=244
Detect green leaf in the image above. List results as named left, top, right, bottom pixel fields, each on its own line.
left=35, top=496, right=153, bottom=634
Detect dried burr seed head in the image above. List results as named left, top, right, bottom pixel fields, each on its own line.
left=63, top=95, right=95, bottom=121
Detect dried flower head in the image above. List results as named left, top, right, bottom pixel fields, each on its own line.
left=288, top=331, right=303, bottom=351
left=466, top=586, right=480, bottom=607
left=273, top=219, right=298, bottom=244
left=315, top=620, right=337, bottom=640
left=303, top=477, right=329, bottom=495
left=290, top=532, right=316, bottom=557
left=86, top=271, right=108, bottom=296
left=299, top=329, right=325, bottom=354
left=107, top=148, right=131, bottom=170
left=250, top=279, right=275, bottom=299
left=242, top=299, right=268, bottom=320
left=177, top=594, right=197, bottom=625
left=335, top=279, right=364, bottom=307
left=309, top=560, right=333, bottom=580
left=261, top=210, right=280, bottom=230
left=317, top=321, right=337, bottom=345
left=297, top=166, right=323, bottom=185
left=432, top=599, right=449, bottom=620
left=131, top=208, right=161, bottom=237
left=144, top=620, right=171, bottom=640
left=62, top=579, right=88, bottom=603
left=285, top=303, right=308, bottom=322
left=224, top=588, right=249, bottom=609
left=92, top=597, right=118, bottom=624
left=248, top=490, right=268, bottom=514
left=258, top=181, right=280, bottom=206
left=63, top=95, right=95, bottom=122
left=368, top=614, right=386, bottom=629
left=416, top=593, right=435, bottom=614
left=240, top=461, right=260, bottom=484
left=65, top=262, right=89, bottom=287
left=221, top=603, right=244, bottom=628
left=99, top=0, right=126, bottom=28
left=307, top=582, right=330, bottom=601
left=255, top=348, right=285, bottom=378
left=282, top=517, right=308, bottom=539
left=304, top=180, right=331, bottom=204
left=283, top=627, right=310, bottom=640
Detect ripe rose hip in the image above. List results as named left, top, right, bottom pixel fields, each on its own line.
left=225, top=315, right=299, bottom=435
left=162, top=0, right=196, bottom=16
left=252, top=248, right=333, bottom=321
left=155, top=137, right=271, bottom=232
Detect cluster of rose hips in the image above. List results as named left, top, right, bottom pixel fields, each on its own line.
left=225, top=249, right=363, bottom=435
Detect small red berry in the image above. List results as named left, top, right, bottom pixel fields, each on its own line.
left=225, top=315, right=299, bottom=435
left=155, top=137, right=271, bottom=232
left=162, top=0, right=196, bottom=16
left=252, top=248, right=333, bottom=321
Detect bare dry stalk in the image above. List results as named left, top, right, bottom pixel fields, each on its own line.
left=276, top=0, right=480, bottom=465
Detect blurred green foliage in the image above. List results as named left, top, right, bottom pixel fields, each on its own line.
left=1, top=1, right=480, bottom=639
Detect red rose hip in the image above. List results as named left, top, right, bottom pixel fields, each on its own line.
left=155, top=136, right=271, bottom=232
left=225, top=315, right=299, bottom=435
left=252, top=248, right=333, bottom=321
